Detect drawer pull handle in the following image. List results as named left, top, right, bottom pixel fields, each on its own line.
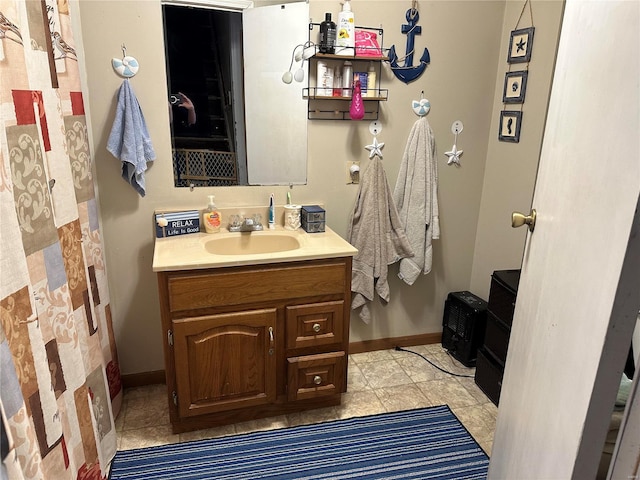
left=312, top=323, right=321, bottom=333
left=269, top=326, right=274, bottom=343
left=313, top=375, right=322, bottom=385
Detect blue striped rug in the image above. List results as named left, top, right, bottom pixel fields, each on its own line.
left=109, top=405, right=489, bottom=480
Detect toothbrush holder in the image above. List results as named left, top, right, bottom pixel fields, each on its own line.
left=284, top=204, right=301, bottom=230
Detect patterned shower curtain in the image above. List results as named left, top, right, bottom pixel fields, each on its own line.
left=0, top=1, right=122, bottom=478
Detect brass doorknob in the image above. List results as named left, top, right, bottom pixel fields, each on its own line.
left=312, top=323, right=321, bottom=333
left=313, top=375, right=323, bottom=385
left=512, top=209, right=537, bottom=233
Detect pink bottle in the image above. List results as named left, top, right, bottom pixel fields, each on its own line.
left=349, top=77, right=365, bottom=120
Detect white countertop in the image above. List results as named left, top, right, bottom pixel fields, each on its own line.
left=152, top=226, right=357, bottom=272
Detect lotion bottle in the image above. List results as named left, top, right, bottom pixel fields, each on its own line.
left=367, top=61, right=377, bottom=97
left=203, top=195, right=222, bottom=233
left=336, top=0, right=355, bottom=56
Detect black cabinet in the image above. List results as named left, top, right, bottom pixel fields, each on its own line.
left=474, top=269, right=521, bottom=406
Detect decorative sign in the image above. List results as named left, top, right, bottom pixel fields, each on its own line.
left=155, top=210, right=200, bottom=238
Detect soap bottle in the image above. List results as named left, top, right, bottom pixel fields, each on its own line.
left=319, top=13, right=336, bottom=54
left=336, top=0, right=355, bottom=56
left=203, top=195, right=222, bottom=233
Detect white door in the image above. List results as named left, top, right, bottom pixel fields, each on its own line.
left=488, top=1, right=640, bottom=479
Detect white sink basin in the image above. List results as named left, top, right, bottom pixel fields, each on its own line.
left=204, top=232, right=301, bottom=255
left=152, top=222, right=357, bottom=272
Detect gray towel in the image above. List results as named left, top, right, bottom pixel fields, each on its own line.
left=393, top=117, right=440, bottom=284
left=348, top=157, right=414, bottom=323
left=107, top=79, right=156, bottom=196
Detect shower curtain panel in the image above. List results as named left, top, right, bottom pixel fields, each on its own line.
left=0, top=1, right=122, bottom=479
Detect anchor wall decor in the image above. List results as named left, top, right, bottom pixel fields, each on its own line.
left=388, top=5, right=431, bottom=84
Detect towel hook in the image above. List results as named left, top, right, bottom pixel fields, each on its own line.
left=112, top=43, right=139, bottom=78
left=412, top=91, right=430, bottom=116
left=445, top=120, right=464, bottom=166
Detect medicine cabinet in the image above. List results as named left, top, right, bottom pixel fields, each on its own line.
left=303, top=24, right=388, bottom=120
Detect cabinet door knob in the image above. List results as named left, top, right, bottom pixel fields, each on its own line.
left=313, top=375, right=322, bottom=385
left=312, top=323, right=321, bottom=333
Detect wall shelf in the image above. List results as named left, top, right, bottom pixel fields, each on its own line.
left=306, top=24, right=388, bottom=120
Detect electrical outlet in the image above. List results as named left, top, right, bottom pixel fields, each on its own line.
left=346, top=161, right=360, bottom=184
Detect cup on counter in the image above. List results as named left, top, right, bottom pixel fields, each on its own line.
left=284, top=204, right=301, bottom=230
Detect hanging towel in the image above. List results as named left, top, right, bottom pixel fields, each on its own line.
left=393, top=116, right=440, bottom=285
left=348, top=156, right=414, bottom=323
left=107, top=79, right=156, bottom=196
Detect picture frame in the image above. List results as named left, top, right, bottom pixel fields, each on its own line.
left=502, top=70, right=529, bottom=104
left=507, top=27, right=535, bottom=64
left=499, top=110, right=523, bottom=143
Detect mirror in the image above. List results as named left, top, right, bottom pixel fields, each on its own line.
left=162, top=1, right=308, bottom=187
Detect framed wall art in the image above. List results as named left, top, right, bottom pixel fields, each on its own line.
left=499, top=110, right=522, bottom=143
left=507, top=27, right=535, bottom=64
left=503, top=70, right=529, bottom=103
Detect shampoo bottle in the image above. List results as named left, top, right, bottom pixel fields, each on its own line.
left=203, top=195, right=222, bottom=233
left=319, top=13, right=336, bottom=54
left=336, top=0, right=355, bottom=56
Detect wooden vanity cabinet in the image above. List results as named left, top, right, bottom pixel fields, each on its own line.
left=157, top=257, right=352, bottom=433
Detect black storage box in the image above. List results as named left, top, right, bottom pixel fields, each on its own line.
left=441, top=291, right=488, bottom=367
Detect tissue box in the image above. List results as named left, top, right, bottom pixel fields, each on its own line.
left=301, top=205, right=325, bottom=233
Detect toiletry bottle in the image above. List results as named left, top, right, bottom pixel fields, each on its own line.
left=342, top=60, right=353, bottom=97
left=319, top=13, right=336, bottom=54
left=336, top=0, right=355, bottom=56
left=367, top=61, right=377, bottom=97
left=203, top=195, right=222, bottom=233
left=316, top=60, right=334, bottom=96
left=350, top=76, right=365, bottom=120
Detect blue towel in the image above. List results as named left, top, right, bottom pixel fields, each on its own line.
left=107, top=79, right=156, bottom=196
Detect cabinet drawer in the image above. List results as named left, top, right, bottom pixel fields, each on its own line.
left=167, top=261, right=347, bottom=313
left=287, top=352, right=346, bottom=402
left=487, top=270, right=520, bottom=327
left=286, top=301, right=344, bottom=350
left=484, top=311, right=510, bottom=364
left=474, top=348, right=504, bottom=406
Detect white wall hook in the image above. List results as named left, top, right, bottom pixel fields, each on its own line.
left=112, top=44, right=139, bottom=78
left=412, top=91, right=431, bottom=116
left=445, top=120, right=464, bottom=166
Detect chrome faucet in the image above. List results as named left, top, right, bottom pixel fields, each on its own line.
left=228, top=214, right=263, bottom=232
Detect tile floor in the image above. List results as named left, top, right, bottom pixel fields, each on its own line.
left=115, top=343, right=496, bottom=455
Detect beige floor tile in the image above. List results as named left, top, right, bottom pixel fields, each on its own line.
left=336, top=390, right=386, bottom=419
left=347, top=363, right=370, bottom=391
left=395, top=353, right=449, bottom=382
left=287, top=406, right=339, bottom=428
left=416, top=378, right=479, bottom=408
left=233, top=415, right=289, bottom=435
left=451, top=404, right=497, bottom=440
left=123, top=393, right=170, bottom=430
left=357, top=359, right=413, bottom=389
left=119, top=425, right=179, bottom=450
left=179, top=425, right=236, bottom=443
left=456, top=376, right=492, bottom=404
left=373, top=384, right=433, bottom=412
left=350, top=349, right=395, bottom=365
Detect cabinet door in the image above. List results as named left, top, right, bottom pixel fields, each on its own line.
left=172, top=309, right=277, bottom=418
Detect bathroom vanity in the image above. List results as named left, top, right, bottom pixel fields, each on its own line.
left=153, top=226, right=357, bottom=433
